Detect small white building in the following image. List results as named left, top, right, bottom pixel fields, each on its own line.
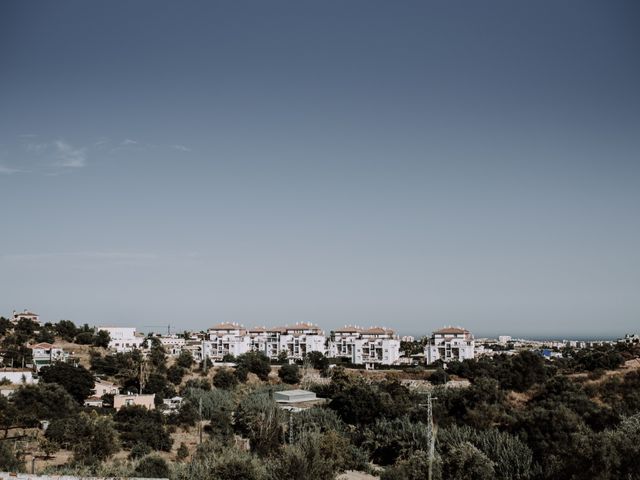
left=328, top=326, right=400, bottom=368
left=158, top=336, right=186, bottom=355
left=424, top=327, right=475, bottom=365
left=251, top=323, right=326, bottom=361
left=98, top=326, right=145, bottom=352
left=93, top=379, right=119, bottom=397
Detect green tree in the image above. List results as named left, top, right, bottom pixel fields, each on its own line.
left=11, top=383, right=77, bottom=426
left=0, top=440, right=24, bottom=472
left=39, top=362, right=95, bottom=403
left=278, top=364, right=301, bottom=384
left=267, top=432, right=336, bottom=480
left=176, top=350, right=194, bottom=369
left=213, top=368, right=239, bottom=389
left=236, top=352, right=271, bottom=381
left=234, top=392, right=284, bottom=455
left=306, top=351, right=330, bottom=376
left=176, top=442, right=189, bottom=461
left=167, top=365, right=186, bottom=385
left=114, top=406, right=173, bottom=451
left=134, top=454, right=170, bottom=478
left=441, top=441, right=495, bottom=480
left=93, top=329, right=111, bottom=348
left=55, top=320, right=78, bottom=342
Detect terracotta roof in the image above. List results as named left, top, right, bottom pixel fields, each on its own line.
left=209, top=322, right=244, bottom=330
left=434, top=327, right=469, bottom=335
left=249, top=327, right=267, bottom=333
left=362, top=327, right=395, bottom=335
left=334, top=326, right=362, bottom=333
left=268, top=326, right=288, bottom=333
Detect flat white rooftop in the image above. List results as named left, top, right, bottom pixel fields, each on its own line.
left=274, top=389, right=317, bottom=403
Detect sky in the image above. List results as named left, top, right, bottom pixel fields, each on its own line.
left=1, top=1, right=639, bottom=338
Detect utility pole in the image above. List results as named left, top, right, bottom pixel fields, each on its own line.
left=426, top=391, right=437, bottom=480
left=202, top=340, right=208, bottom=374
left=198, top=396, right=203, bottom=444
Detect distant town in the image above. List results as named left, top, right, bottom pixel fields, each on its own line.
left=3, top=308, right=637, bottom=375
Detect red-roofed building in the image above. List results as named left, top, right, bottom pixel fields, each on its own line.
left=425, top=326, right=475, bottom=365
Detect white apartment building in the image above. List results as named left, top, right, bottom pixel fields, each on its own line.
left=207, top=323, right=251, bottom=360
left=98, top=326, right=145, bottom=352
left=424, top=327, right=475, bottom=365
left=205, top=322, right=326, bottom=361
left=328, top=326, right=400, bottom=368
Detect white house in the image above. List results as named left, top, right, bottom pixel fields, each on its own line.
left=98, top=326, right=145, bottom=352
left=12, top=309, right=40, bottom=324
left=158, top=336, right=186, bottom=355
left=328, top=326, right=400, bottom=368
left=93, top=379, right=119, bottom=397
left=424, top=327, right=475, bottom=365
left=28, top=343, right=69, bottom=371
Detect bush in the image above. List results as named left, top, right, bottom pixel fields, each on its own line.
left=135, top=455, right=171, bottom=479
left=129, top=442, right=152, bottom=460
left=114, top=406, right=173, bottom=452
left=278, top=364, right=301, bottom=384
left=0, top=441, right=24, bottom=472
left=236, top=352, right=271, bottom=381
left=213, top=368, right=239, bottom=390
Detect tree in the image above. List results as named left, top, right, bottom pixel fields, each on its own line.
left=167, top=365, right=186, bottom=385
left=93, top=329, right=111, bottom=348
left=55, top=320, right=78, bottom=342
left=441, top=441, right=495, bottom=480
left=39, top=362, right=95, bottom=403
left=176, top=442, right=189, bottom=461
left=380, top=451, right=433, bottom=480
left=135, top=455, right=170, bottom=479
left=0, top=317, right=12, bottom=336
left=278, top=364, right=301, bottom=384
left=114, top=406, right=173, bottom=451
left=11, top=383, right=77, bottom=426
left=306, top=351, right=329, bottom=375
left=266, top=432, right=336, bottom=480
left=362, top=416, right=430, bottom=465
left=236, top=352, right=271, bottom=381
left=213, top=368, right=239, bottom=389
left=234, top=392, right=284, bottom=455
left=176, top=350, right=194, bottom=369
left=0, top=441, right=24, bottom=472
left=45, top=411, right=120, bottom=464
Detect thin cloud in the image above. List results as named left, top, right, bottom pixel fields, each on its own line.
left=173, top=144, right=191, bottom=152
left=0, top=165, right=23, bottom=175
left=121, top=139, right=138, bottom=146
left=2, top=252, right=159, bottom=262
left=54, top=140, right=86, bottom=168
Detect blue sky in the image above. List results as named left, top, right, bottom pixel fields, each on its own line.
left=1, top=1, right=639, bottom=337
